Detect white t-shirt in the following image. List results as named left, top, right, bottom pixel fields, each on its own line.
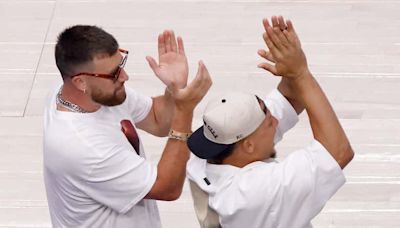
left=187, top=89, right=346, bottom=228
left=43, top=85, right=161, bottom=228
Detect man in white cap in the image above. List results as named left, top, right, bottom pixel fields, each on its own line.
left=186, top=16, right=354, bottom=228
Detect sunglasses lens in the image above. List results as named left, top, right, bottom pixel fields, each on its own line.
left=114, top=68, right=122, bottom=81
left=113, top=50, right=128, bottom=81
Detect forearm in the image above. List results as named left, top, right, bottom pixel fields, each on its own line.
left=151, top=89, right=175, bottom=136
left=145, top=59, right=211, bottom=200
left=292, top=71, right=353, bottom=168
left=146, top=107, right=192, bottom=200
left=278, top=77, right=305, bottom=115
left=259, top=16, right=353, bottom=168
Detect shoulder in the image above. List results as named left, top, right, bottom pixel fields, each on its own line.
left=124, top=87, right=151, bottom=106
left=121, top=87, right=152, bottom=122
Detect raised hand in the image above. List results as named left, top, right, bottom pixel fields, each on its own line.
left=258, top=15, right=309, bottom=80
left=146, top=30, right=189, bottom=90
left=173, top=61, right=212, bottom=111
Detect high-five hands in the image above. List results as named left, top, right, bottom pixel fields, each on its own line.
left=146, top=30, right=212, bottom=110
left=146, top=30, right=189, bottom=91
left=258, top=15, right=310, bottom=80
left=173, top=61, right=212, bottom=111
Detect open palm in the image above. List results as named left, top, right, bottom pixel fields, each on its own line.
left=258, top=16, right=308, bottom=78
left=146, top=30, right=188, bottom=90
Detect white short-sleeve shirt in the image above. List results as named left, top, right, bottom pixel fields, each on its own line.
left=43, top=85, right=161, bottom=228
left=187, top=89, right=345, bottom=228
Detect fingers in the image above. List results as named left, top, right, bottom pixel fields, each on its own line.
left=286, top=19, right=295, bottom=33
left=257, top=49, right=275, bottom=63
left=262, top=18, right=271, bottom=32
left=192, top=61, right=212, bottom=88
left=272, top=15, right=288, bottom=31
left=285, top=20, right=299, bottom=44
left=177, top=36, right=185, bottom=55
left=266, top=26, right=289, bottom=51
left=163, top=30, right=172, bottom=52
left=264, top=15, right=291, bottom=42
left=159, top=30, right=182, bottom=54
left=145, top=56, right=160, bottom=76
left=197, top=61, right=213, bottom=94
left=259, top=16, right=307, bottom=78
left=257, top=62, right=278, bottom=76
left=158, top=33, right=165, bottom=56
left=274, top=19, right=301, bottom=50
left=273, top=27, right=290, bottom=46
left=262, top=16, right=290, bottom=57
left=262, top=32, right=277, bottom=54
left=271, top=15, right=279, bottom=28
left=277, top=15, right=287, bottom=31
left=172, top=61, right=212, bottom=105
left=170, top=30, right=178, bottom=52
left=199, top=61, right=212, bottom=88
left=263, top=29, right=284, bottom=59
left=191, top=61, right=204, bottom=86
left=264, top=16, right=286, bottom=31
left=262, top=31, right=284, bottom=62
left=188, top=61, right=212, bottom=94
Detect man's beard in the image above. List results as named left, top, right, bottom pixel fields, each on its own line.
left=91, top=85, right=126, bottom=106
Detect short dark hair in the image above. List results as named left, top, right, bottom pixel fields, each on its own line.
left=207, top=143, right=236, bottom=164
left=55, top=25, right=119, bottom=79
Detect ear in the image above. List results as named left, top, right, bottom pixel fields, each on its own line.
left=240, top=138, right=256, bottom=155
left=71, top=76, right=86, bottom=93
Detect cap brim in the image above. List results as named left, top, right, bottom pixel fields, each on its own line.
left=187, top=126, right=230, bottom=159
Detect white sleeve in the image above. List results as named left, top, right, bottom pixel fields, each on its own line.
left=263, top=89, right=299, bottom=144
left=277, top=140, right=345, bottom=222
left=81, top=143, right=157, bottom=214
left=125, top=87, right=152, bottom=123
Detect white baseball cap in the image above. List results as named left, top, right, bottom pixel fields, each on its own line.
left=188, top=92, right=266, bottom=159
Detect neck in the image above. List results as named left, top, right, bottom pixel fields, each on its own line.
left=220, top=147, right=265, bottom=168
left=221, top=157, right=251, bottom=168
left=220, top=152, right=275, bottom=168
left=60, top=82, right=100, bottom=113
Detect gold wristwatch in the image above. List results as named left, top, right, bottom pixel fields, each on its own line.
left=168, top=129, right=192, bottom=142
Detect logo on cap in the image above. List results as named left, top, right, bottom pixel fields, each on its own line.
left=204, top=121, right=218, bottom=139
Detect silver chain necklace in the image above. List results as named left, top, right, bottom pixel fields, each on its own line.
left=56, top=87, right=88, bottom=113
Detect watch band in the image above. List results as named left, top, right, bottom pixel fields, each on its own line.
left=168, top=129, right=192, bottom=141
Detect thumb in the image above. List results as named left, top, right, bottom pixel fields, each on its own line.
left=196, top=60, right=205, bottom=78
left=189, top=61, right=205, bottom=87
left=145, top=56, right=160, bottom=75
